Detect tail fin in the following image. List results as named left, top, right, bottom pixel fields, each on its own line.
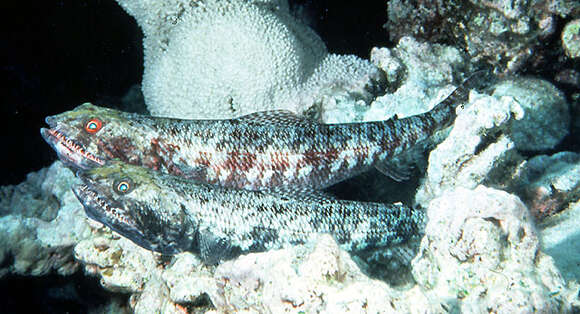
left=374, top=70, right=490, bottom=181
left=429, top=69, right=490, bottom=124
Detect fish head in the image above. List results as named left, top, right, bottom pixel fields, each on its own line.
left=40, top=103, right=154, bottom=170
left=72, top=161, right=197, bottom=255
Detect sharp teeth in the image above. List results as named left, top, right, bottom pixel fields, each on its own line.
left=48, top=128, right=106, bottom=166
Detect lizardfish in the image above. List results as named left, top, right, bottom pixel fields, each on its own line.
left=42, top=81, right=470, bottom=192
left=72, top=162, right=425, bottom=264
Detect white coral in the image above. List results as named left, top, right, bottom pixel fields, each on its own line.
left=362, top=37, right=465, bottom=123
left=416, top=91, right=525, bottom=205
left=413, top=186, right=568, bottom=312
left=115, top=0, right=382, bottom=119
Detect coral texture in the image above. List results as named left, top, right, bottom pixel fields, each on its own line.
left=514, top=152, right=580, bottom=220
left=74, top=229, right=421, bottom=313
left=115, top=0, right=383, bottom=120
left=0, top=162, right=90, bottom=278
left=562, top=19, right=580, bottom=59
left=413, top=186, right=568, bottom=312
left=416, top=90, right=525, bottom=205
left=322, top=36, right=467, bottom=125
left=364, top=37, right=466, bottom=121
left=492, top=77, right=570, bottom=151
left=385, top=0, right=580, bottom=73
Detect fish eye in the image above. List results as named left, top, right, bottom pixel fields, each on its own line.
left=114, top=178, right=133, bottom=195
left=85, top=118, right=103, bottom=134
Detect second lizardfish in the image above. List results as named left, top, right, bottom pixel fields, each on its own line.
left=72, top=161, right=425, bottom=264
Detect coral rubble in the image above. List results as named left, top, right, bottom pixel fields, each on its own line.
left=492, top=78, right=570, bottom=151
left=413, top=186, right=568, bottom=312
left=514, top=152, right=580, bottom=220
left=386, top=0, right=580, bottom=73
left=0, top=162, right=89, bottom=278
left=562, top=19, right=580, bottom=59
left=416, top=90, right=525, bottom=205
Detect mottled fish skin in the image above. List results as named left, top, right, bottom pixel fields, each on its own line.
left=72, top=162, right=425, bottom=264
left=42, top=83, right=469, bottom=191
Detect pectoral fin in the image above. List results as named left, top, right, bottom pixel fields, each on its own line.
left=374, top=159, right=413, bottom=182
left=198, top=230, right=241, bottom=265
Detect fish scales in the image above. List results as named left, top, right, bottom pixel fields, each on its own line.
left=73, top=162, right=425, bottom=263
left=40, top=80, right=470, bottom=191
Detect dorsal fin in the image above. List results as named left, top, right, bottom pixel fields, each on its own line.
left=234, top=110, right=318, bottom=128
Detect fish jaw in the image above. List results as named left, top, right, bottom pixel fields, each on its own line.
left=40, top=127, right=105, bottom=169
left=71, top=180, right=172, bottom=254
left=72, top=173, right=195, bottom=255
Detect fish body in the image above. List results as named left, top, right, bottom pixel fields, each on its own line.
left=73, top=162, right=425, bottom=264
left=41, top=83, right=470, bottom=192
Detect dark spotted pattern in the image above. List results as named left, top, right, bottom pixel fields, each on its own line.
left=73, top=162, right=426, bottom=263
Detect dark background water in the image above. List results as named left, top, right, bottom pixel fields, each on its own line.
left=1, top=0, right=143, bottom=186
left=0, top=273, right=128, bottom=313
left=0, top=1, right=389, bottom=311
left=0, top=0, right=389, bottom=187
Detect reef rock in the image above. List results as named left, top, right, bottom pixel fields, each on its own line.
left=512, top=152, right=580, bottom=220
left=413, top=186, right=569, bottom=312
left=321, top=36, right=468, bottom=126
left=562, top=19, right=580, bottom=59
left=507, top=151, right=580, bottom=281
left=540, top=200, right=580, bottom=282
left=361, top=37, right=466, bottom=122
left=416, top=76, right=571, bottom=205
left=115, top=0, right=383, bottom=120
left=208, top=235, right=413, bottom=312
left=0, top=162, right=90, bottom=278
left=416, top=90, right=525, bottom=205
left=73, top=229, right=423, bottom=313
left=385, top=0, right=580, bottom=73
left=74, top=227, right=213, bottom=313
left=492, top=77, right=570, bottom=151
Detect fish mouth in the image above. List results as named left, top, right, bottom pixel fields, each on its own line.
left=72, top=179, right=123, bottom=225
left=72, top=180, right=152, bottom=250
left=73, top=177, right=193, bottom=256
left=41, top=127, right=105, bottom=169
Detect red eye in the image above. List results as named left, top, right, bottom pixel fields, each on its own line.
left=85, top=118, right=102, bottom=133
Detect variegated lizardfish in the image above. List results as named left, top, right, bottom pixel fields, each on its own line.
left=72, top=162, right=425, bottom=264
left=41, top=79, right=471, bottom=192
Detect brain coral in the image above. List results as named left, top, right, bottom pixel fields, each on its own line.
left=115, top=0, right=383, bottom=119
